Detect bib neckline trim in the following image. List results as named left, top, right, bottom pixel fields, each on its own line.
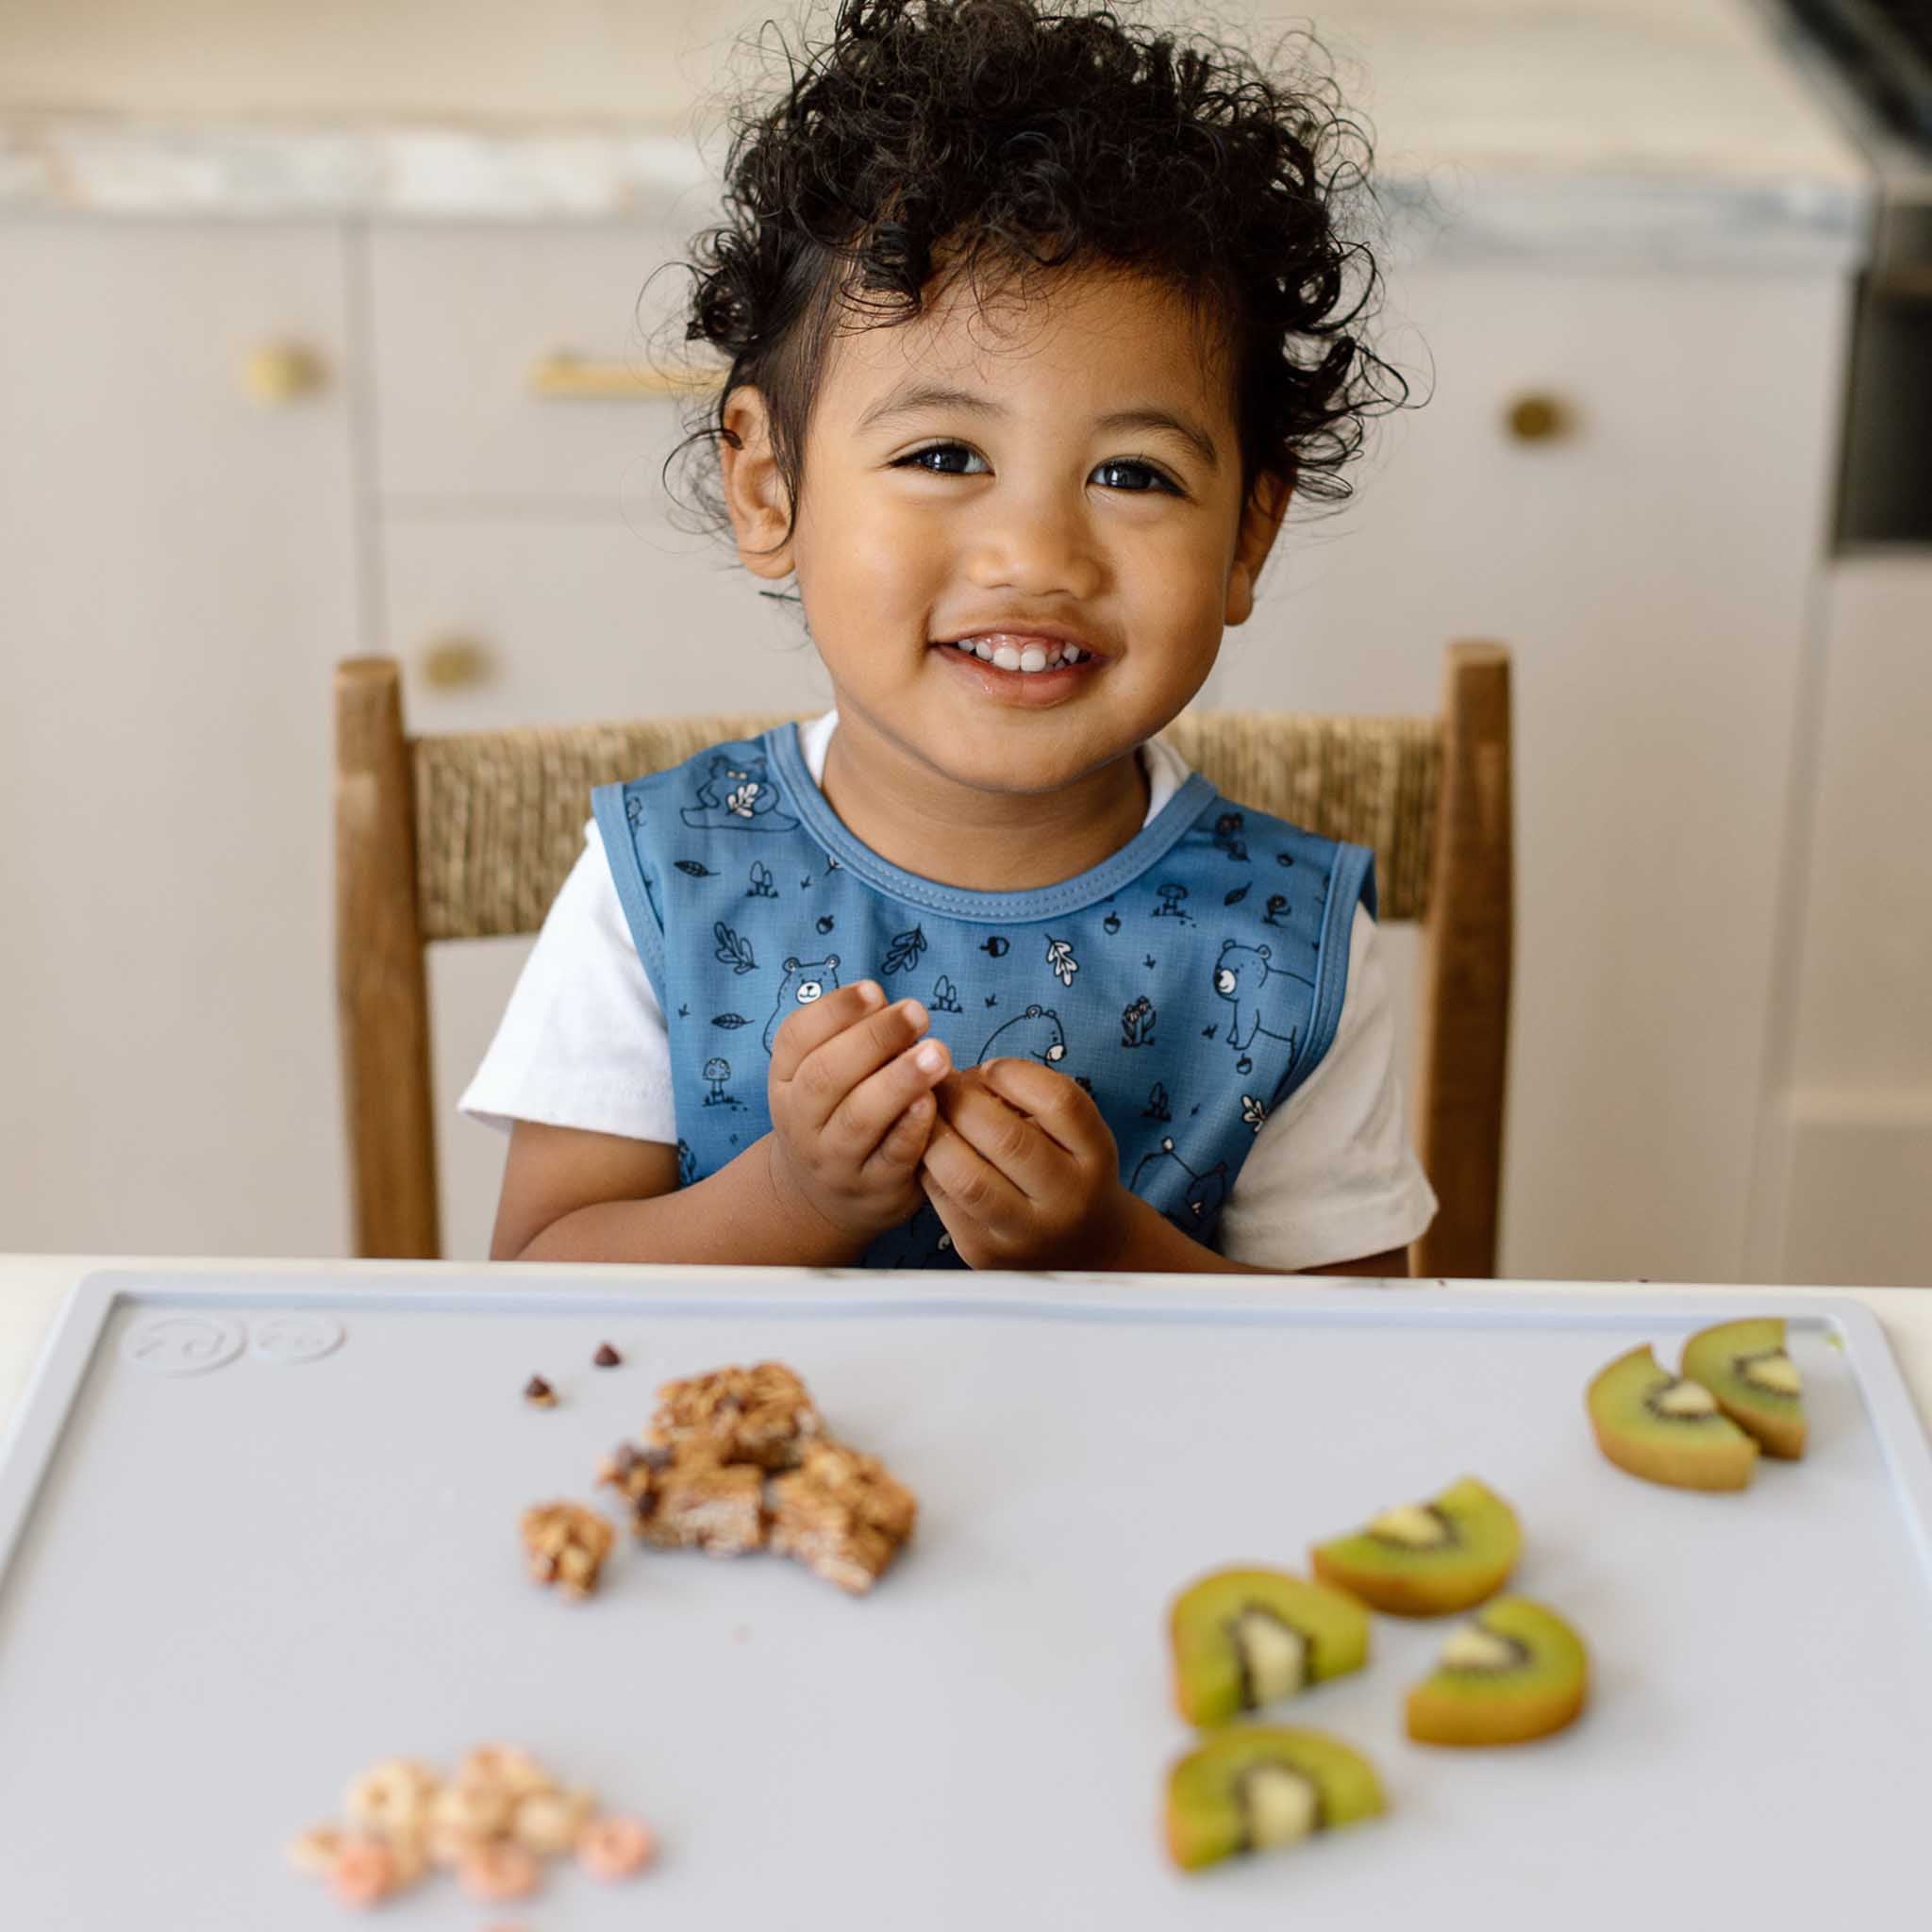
left=767, top=723, right=1217, bottom=924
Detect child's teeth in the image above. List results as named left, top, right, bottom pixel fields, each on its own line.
left=951, top=636, right=1082, bottom=673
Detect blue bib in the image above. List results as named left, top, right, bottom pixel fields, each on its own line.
left=592, top=724, right=1374, bottom=1268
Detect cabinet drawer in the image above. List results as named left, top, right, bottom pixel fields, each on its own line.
left=381, top=511, right=833, bottom=735
left=370, top=223, right=714, bottom=502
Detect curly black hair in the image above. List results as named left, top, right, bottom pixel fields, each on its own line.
left=660, top=0, right=1410, bottom=556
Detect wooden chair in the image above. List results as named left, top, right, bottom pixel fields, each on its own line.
left=336, top=644, right=1511, bottom=1274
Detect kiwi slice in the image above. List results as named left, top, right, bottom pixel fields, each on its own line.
left=1169, top=1568, right=1370, bottom=1726
left=1587, top=1343, right=1758, bottom=1491
left=1165, top=1726, right=1385, bottom=1873
left=1681, top=1317, right=1806, bottom=1459
left=1405, top=1596, right=1589, bottom=1746
left=1309, top=1475, right=1520, bottom=1616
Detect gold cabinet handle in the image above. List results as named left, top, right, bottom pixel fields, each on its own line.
left=242, top=341, right=328, bottom=405
left=416, top=637, right=495, bottom=692
left=526, top=351, right=723, bottom=402
left=1504, top=392, right=1576, bottom=443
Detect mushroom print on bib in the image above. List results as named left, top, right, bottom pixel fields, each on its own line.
left=594, top=728, right=1374, bottom=1268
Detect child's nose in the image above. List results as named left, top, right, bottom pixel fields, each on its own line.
left=960, top=491, right=1104, bottom=602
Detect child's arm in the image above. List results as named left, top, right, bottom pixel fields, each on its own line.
left=920, top=1060, right=1409, bottom=1276
left=491, top=981, right=951, bottom=1265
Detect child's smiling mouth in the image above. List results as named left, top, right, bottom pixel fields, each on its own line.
left=928, top=633, right=1104, bottom=707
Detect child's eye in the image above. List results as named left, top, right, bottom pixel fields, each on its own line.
left=893, top=444, right=1180, bottom=494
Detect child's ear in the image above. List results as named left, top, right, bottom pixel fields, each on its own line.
left=719, top=386, right=796, bottom=581
left=1224, top=469, right=1293, bottom=626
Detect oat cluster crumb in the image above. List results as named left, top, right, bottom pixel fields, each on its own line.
left=287, top=1744, right=655, bottom=1911
left=519, top=1501, right=615, bottom=1599
left=596, top=1361, right=916, bottom=1592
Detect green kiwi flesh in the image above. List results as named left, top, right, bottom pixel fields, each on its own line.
left=1587, top=1343, right=1758, bottom=1490
left=1309, top=1475, right=1521, bottom=1615
left=1170, top=1568, right=1371, bottom=1725
left=1166, top=1726, right=1385, bottom=1872
left=1681, top=1318, right=1806, bottom=1459
left=1405, top=1596, right=1590, bottom=1745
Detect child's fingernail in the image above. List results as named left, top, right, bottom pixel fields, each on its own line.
left=858, top=982, right=883, bottom=1008
left=914, top=1041, right=945, bottom=1073
left=901, top=1000, right=928, bottom=1028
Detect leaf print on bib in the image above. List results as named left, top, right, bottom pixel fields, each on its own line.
left=712, top=1012, right=751, bottom=1030
left=674, top=859, right=719, bottom=878
left=1044, top=935, right=1078, bottom=988
left=1120, top=996, right=1157, bottom=1048
left=713, top=921, right=757, bottom=975
left=1241, top=1093, right=1268, bottom=1132
left=880, top=924, right=928, bottom=975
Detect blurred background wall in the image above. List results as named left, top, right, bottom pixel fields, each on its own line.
left=2, top=0, right=1927, bottom=1285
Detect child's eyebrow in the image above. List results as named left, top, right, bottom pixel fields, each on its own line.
left=857, top=380, right=1220, bottom=474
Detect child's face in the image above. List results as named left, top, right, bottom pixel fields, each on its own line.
left=723, top=261, right=1288, bottom=798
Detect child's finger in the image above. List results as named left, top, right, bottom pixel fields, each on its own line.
left=921, top=1116, right=1026, bottom=1226
left=832, top=1032, right=950, bottom=1161
left=769, top=979, right=885, bottom=1083
left=859, top=1090, right=937, bottom=1181
left=978, top=1057, right=1108, bottom=1159
left=790, top=998, right=935, bottom=1134
left=935, top=1067, right=1070, bottom=1201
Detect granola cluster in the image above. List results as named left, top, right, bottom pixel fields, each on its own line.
left=597, top=1362, right=916, bottom=1593
left=519, top=1501, right=615, bottom=1599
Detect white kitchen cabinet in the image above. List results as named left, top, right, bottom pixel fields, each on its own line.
left=367, top=222, right=703, bottom=505
left=1754, top=553, right=1932, bottom=1287
left=379, top=505, right=831, bottom=735
left=0, top=220, right=360, bottom=1254
left=1203, top=259, right=1854, bottom=1282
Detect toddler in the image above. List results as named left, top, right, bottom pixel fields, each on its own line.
left=462, top=0, right=1434, bottom=1274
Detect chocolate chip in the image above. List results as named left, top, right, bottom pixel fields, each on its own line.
left=524, top=1375, right=557, bottom=1407
left=593, top=1342, right=623, bottom=1368
left=639, top=1442, right=675, bottom=1472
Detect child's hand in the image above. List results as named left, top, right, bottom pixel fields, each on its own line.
left=765, top=981, right=952, bottom=1246
left=919, top=1058, right=1130, bottom=1270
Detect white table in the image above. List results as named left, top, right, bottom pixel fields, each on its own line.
left=5, top=1255, right=1928, bottom=1436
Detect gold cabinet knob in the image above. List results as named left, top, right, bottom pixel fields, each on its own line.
left=1504, top=392, right=1574, bottom=443
left=242, top=341, right=328, bottom=405
left=417, top=637, right=495, bottom=691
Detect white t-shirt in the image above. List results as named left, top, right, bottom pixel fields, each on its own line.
left=459, top=712, right=1437, bottom=1271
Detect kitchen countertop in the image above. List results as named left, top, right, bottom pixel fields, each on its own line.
left=0, top=0, right=1872, bottom=266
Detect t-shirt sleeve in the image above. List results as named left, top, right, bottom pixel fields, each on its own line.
left=456, top=818, right=678, bottom=1143
left=1217, top=903, right=1438, bottom=1273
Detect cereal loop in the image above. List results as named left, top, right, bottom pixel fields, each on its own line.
left=458, top=1743, right=554, bottom=1798
left=578, top=1813, right=657, bottom=1881
left=285, top=1824, right=341, bottom=1877
left=344, top=1757, right=439, bottom=1835
left=458, top=1840, right=542, bottom=1903
left=511, top=1785, right=595, bottom=1857
left=328, top=1836, right=400, bottom=1908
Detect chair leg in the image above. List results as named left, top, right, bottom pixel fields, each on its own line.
left=335, top=658, right=441, bottom=1259
left=1412, top=642, right=1512, bottom=1279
